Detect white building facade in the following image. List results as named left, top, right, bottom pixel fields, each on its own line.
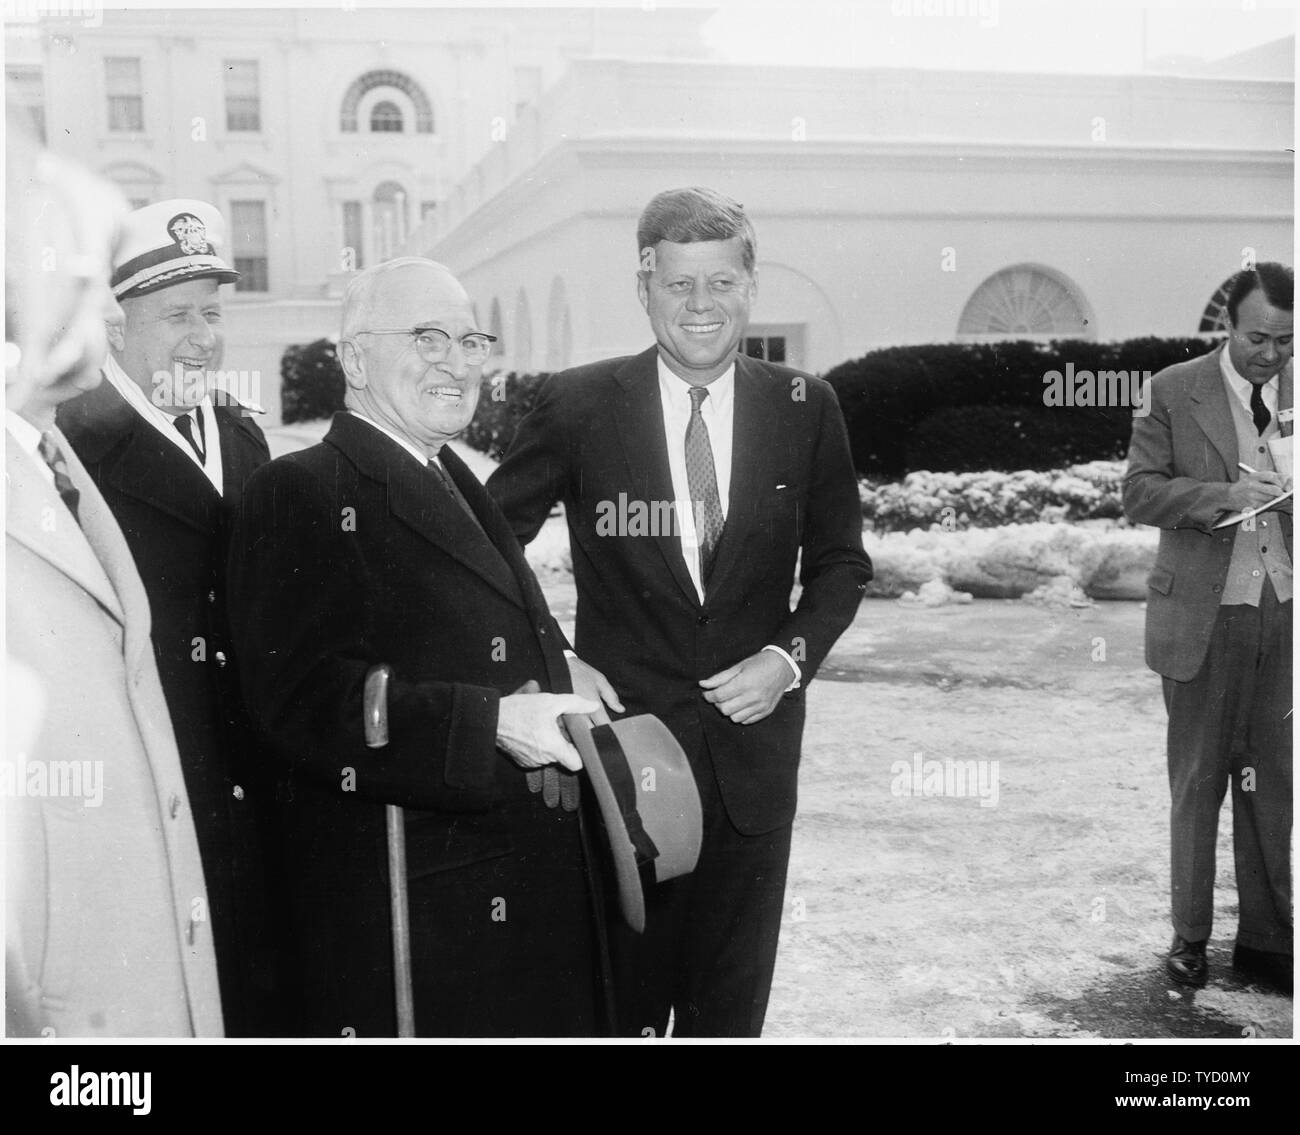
left=7, top=8, right=1293, bottom=421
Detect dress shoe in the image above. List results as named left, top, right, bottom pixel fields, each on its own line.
left=1232, top=945, right=1293, bottom=995
left=1165, top=935, right=1208, bottom=987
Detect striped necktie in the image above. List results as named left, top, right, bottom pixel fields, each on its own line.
left=685, top=385, right=724, bottom=579
left=38, top=431, right=81, bottom=524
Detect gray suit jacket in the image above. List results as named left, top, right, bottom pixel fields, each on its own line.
left=1123, top=346, right=1293, bottom=682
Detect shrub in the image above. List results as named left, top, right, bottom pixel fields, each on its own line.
left=460, top=371, right=552, bottom=460
left=280, top=338, right=346, bottom=424
left=824, top=336, right=1219, bottom=477
left=859, top=461, right=1126, bottom=532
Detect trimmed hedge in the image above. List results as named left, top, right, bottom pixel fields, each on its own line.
left=460, top=372, right=552, bottom=460
left=280, top=338, right=345, bottom=425
left=824, top=336, right=1220, bottom=477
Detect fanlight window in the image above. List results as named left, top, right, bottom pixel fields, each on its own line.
left=958, top=266, right=1091, bottom=339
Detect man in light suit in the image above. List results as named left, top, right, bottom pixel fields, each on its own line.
left=227, top=258, right=608, bottom=1036
left=489, top=187, right=872, bottom=1036
left=1124, top=262, right=1293, bottom=994
left=4, top=126, right=223, bottom=1037
left=57, top=200, right=283, bottom=1035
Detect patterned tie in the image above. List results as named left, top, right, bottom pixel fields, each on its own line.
left=429, top=451, right=480, bottom=526
left=685, top=385, right=724, bottom=579
left=38, top=431, right=81, bottom=524
left=1250, top=383, right=1271, bottom=435
left=173, top=405, right=206, bottom=462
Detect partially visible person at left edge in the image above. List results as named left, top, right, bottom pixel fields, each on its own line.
left=57, top=199, right=287, bottom=1034
left=1124, top=262, right=1293, bottom=995
left=5, top=115, right=223, bottom=1037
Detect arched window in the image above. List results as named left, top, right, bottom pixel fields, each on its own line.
left=369, top=100, right=404, bottom=133
left=958, top=265, right=1093, bottom=340
left=1199, top=276, right=1235, bottom=333
left=340, top=70, right=435, bottom=133
left=372, top=181, right=408, bottom=264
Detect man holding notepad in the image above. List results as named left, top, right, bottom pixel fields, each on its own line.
left=1124, top=262, right=1293, bottom=995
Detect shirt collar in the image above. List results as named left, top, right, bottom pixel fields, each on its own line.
left=105, top=353, right=215, bottom=429
left=5, top=408, right=44, bottom=458
left=347, top=409, right=432, bottom=467
left=1219, top=343, right=1278, bottom=405
left=656, top=353, right=736, bottom=414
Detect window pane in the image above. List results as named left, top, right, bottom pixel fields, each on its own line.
left=767, top=337, right=786, bottom=364
left=370, top=100, right=403, bottom=132
left=224, top=60, right=261, bottom=132
left=342, top=201, right=364, bottom=270
left=106, top=57, right=143, bottom=132
left=234, top=258, right=268, bottom=293
left=231, top=201, right=268, bottom=292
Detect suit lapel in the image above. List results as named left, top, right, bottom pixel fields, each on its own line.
left=65, top=379, right=220, bottom=533
left=5, top=428, right=124, bottom=624
left=326, top=414, right=527, bottom=610
left=216, top=407, right=267, bottom=512
left=611, top=348, right=699, bottom=605
left=704, top=354, right=784, bottom=603
left=1188, top=346, right=1237, bottom=479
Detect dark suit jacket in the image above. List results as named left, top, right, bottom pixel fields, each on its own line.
left=225, top=411, right=602, bottom=1036
left=489, top=346, right=872, bottom=836
left=57, top=378, right=280, bottom=1034
left=1123, top=345, right=1293, bottom=682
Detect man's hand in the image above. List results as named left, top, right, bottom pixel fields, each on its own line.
left=700, top=651, right=793, bottom=725
left=1226, top=471, right=1288, bottom=513
left=565, top=653, right=625, bottom=726
left=497, top=693, right=598, bottom=771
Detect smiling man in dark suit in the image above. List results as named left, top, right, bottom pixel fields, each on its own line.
left=57, top=199, right=282, bottom=1035
left=1124, top=263, right=1293, bottom=995
left=489, top=186, right=872, bottom=1036
left=227, top=257, right=605, bottom=1036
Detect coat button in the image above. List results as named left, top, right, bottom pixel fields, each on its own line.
left=697, top=614, right=711, bottom=626
left=1252, top=570, right=1261, bottom=577
left=169, top=794, right=180, bottom=818
left=1212, top=584, right=1223, bottom=593
left=232, top=785, right=245, bottom=801
left=214, top=651, right=228, bottom=667
left=207, top=589, right=217, bottom=603
left=1261, top=546, right=1268, bottom=554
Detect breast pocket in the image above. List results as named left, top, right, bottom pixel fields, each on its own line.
left=1147, top=566, right=1175, bottom=596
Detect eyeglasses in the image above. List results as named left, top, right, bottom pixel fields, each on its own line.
left=354, top=326, right=497, bottom=365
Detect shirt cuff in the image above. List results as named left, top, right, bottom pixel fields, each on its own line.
left=563, top=649, right=577, bottom=659
left=761, top=644, right=802, bottom=692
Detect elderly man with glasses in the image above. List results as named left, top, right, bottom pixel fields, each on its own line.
left=227, top=256, right=613, bottom=1036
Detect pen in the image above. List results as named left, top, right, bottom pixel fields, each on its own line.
left=1238, top=462, right=1257, bottom=474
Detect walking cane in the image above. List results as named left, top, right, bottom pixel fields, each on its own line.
left=364, top=664, right=415, bottom=1037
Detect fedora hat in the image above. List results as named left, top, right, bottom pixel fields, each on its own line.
left=111, top=198, right=239, bottom=299
left=564, top=713, right=702, bottom=933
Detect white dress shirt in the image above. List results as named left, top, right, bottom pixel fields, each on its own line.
left=655, top=354, right=800, bottom=689
left=1219, top=345, right=1280, bottom=421
left=5, top=409, right=55, bottom=491
left=104, top=355, right=224, bottom=495
left=346, top=410, right=461, bottom=477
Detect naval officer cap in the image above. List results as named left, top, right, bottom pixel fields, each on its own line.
left=111, top=198, right=240, bottom=299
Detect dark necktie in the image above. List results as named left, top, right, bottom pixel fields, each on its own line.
left=38, top=431, right=81, bottom=524
left=429, top=452, right=480, bottom=526
left=685, top=385, right=724, bottom=579
left=173, top=405, right=206, bottom=462
left=1250, top=383, right=1271, bottom=435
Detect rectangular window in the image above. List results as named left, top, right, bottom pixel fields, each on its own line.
left=342, top=201, right=364, bottom=271
left=105, top=56, right=143, bottom=132
left=6, top=65, right=46, bottom=145
left=744, top=336, right=786, bottom=364
left=224, top=60, right=261, bottom=132
left=230, top=200, right=269, bottom=292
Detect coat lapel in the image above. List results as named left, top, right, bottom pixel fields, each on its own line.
left=611, top=348, right=699, bottom=605
left=1188, top=346, right=1237, bottom=479
left=325, top=413, right=527, bottom=610
left=5, top=428, right=124, bottom=625
left=62, top=378, right=220, bottom=534
left=216, top=407, right=268, bottom=513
